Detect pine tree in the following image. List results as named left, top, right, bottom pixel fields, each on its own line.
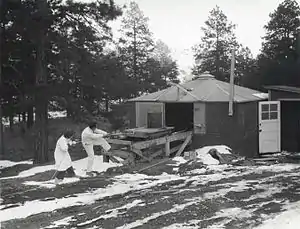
left=1, top=0, right=122, bottom=162
left=258, top=0, right=300, bottom=87
left=235, top=45, right=256, bottom=86
left=193, top=6, right=238, bottom=81
left=118, top=1, right=154, bottom=96
left=153, top=40, right=179, bottom=85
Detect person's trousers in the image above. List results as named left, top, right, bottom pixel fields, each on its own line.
left=83, top=139, right=112, bottom=171
left=83, top=144, right=95, bottom=172
left=56, top=166, right=75, bottom=180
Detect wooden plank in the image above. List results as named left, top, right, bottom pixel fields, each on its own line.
left=132, top=131, right=192, bottom=150
left=124, top=127, right=174, bottom=139
left=170, top=145, right=183, bottom=154
left=111, top=150, right=135, bottom=165
left=134, top=158, right=172, bottom=173
left=131, top=148, right=152, bottom=162
left=175, top=135, right=192, bottom=157
left=107, top=138, right=132, bottom=146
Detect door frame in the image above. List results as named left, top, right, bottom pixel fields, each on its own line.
left=258, top=101, right=281, bottom=154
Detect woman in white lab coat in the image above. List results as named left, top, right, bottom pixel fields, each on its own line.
left=54, top=130, right=76, bottom=185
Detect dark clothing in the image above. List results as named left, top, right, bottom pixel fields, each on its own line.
left=56, top=166, right=75, bottom=180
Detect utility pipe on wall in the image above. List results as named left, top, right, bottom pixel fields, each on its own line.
left=228, top=49, right=235, bottom=116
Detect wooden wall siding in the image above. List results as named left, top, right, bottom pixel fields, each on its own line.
left=136, top=102, right=164, bottom=128
left=128, top=103, right=136, bottom=128
left=192, top=102, right=259, bottom=158
left=193, top=103, right=206, bottom=134
left=269, top=90, right=300, bottom=101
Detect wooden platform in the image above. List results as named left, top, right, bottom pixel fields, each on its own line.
left=123, top=127, right=174, bottom=139
left=107, top=129, right=193, bottom=165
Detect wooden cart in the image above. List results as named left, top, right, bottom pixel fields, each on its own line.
left=106, top=128, right=193, bottom=165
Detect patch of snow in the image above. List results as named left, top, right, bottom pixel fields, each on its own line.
left=255, top=200, right=300, bottom=229
left=243, top=184, right=291, bottom=202
left=162, top=220, right=201, bottom=229
left=116, top=197, right=203, bottom=229
left=0, top=173, right=182, bottom=222
left=44, top=216, right=75, bottom=228
left=254, top=164, right=300, bottom=173
left=23, top=177, right=80, bottom=188
left=198, top=145, right=232, bottom=155
left=253, top=93, right=268, bottom=99
left=186, top=168, right=207, bottom=175
left=214, top=207, right=253, bottom=219
left=203, top=180, right=251, bottom=199
left=198, top=153, right=219, bottom=165
left=192, top=145, right=232, bottom=165
left=172, top=156, right=187, bottom=165
left=0, top=160, right=33, bottom=169
left=78, top=200, right=143, bottom=227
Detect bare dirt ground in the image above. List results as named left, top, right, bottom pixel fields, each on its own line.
left=1, top=158, right=300, bottom=229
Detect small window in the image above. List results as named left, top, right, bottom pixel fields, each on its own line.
left=270, top=111, right=278, bottom=120
left=261, top=103, right=279, bottom=121
left=270, top=104, right=278, bottom=111
left=262, top=112, right=269, bottom=120
left=261, top=104, right=269, bottom=112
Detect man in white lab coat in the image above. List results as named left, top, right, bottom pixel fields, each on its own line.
left=54, top=130, right=76, bottom=185
left=81, top=121, right=111, bottom=176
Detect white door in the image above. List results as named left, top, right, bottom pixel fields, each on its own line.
left=259, top=101, right=281, bottom=154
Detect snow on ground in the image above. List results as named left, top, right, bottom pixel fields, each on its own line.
left=115, top=197, right=205, bottom=229
left=253, top=93, right=269, bottom=99
left=0, top=160, right=33, bottom=169
left=76, top=199, right=144, bottom=227
left=0, top=172, right=182, bottom=221
left=2, top=145, right=300, bottom=228
left=44, top=216, right=75, bottom=229
left=23, top=177, right=81, bottom=189
left=194, top=145, right=232, bottom=165
left=172, top=156, right=187, bottom=165
left=255, top=200, right=300, bottom=229
left=0, top=155, right=121, bottom=181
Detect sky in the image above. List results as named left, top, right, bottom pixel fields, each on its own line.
left=89, top=0, right=299, bottom=76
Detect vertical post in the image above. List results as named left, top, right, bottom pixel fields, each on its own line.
left=0, top=0, right=5, bottom=156
left=165, top=140, right=170, bottom=157
left=228, top=49, right=235, bottom=116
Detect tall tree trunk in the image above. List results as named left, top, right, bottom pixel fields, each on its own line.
left=105, top=97, right=109, bottom=112
left=0, top=0, right=4, bottom=157
left=34, top=92, right=48, bottom=164
left=9, top=114, right=13, bottom=131
left=22, top=112, right=26, bottom=122
left=27, top=106, right=34, bottom=128
left=33, top=0, right=49, bottom=164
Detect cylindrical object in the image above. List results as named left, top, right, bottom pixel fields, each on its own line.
left=228, top=49, right=235, bottom=116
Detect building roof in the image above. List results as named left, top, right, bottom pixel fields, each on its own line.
left=264, top=85, right=300, bottom=94
left=129, top=73, right=267, bottom=103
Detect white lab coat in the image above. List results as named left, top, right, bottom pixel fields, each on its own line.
left=54, top=135, right=72, bottom=171
left=81, top=127, right=111, bottom=151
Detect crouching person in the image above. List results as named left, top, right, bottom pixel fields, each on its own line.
left=81, top=121, right=112, bottom=176
left=54, top=130, right=76, bottom=185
